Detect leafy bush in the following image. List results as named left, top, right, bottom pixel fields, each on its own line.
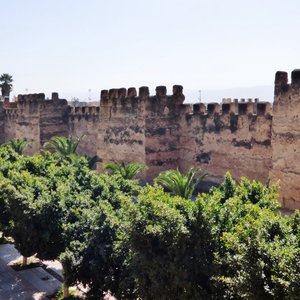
left=117, top=185, right=216, bottom=299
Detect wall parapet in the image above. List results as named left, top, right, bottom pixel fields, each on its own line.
left=183, top=99, right=272, bottom=118
left=274, top=69, right=300, bottom=97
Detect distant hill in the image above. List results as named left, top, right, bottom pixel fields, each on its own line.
left=184, top=85, right=274, bottom=104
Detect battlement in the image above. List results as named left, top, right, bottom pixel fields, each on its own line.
left=16, top=92, right=67, bottom=104
left=4, top=108, right=18, bottom=119
left=17, top=93, right=46, bottom=103
left=274, top=69, right=300, bottom=96
left=184, top=99, right=271, bottom=118
left=70, top=106, right=100, bottom=120
left=100, top=85, right=184, bottom=104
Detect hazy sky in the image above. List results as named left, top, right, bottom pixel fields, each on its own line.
left=2, top=0, right=300, bottom=102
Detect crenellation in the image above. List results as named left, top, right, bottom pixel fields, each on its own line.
left=275, top=71, right=288, bottom=86
left=118, top=88, right=127, bottom=99
left=18, top=93, right=46, bottom=103
left=221, top=103, right=231, bottom=114
left=100, top=90, right=109, bottom=101
left=109, top=89, right=119, bottom=100
left=4, top=108, right=18, bottom=119
left=192, top=103, right=200, bottom=113
left=291, top=69, right=300, bottom=85
left=138, top=86, right=150, bottom=98
left=51, top=92, right=59, bottom=101
left=246, top=102, right=254, bottom=114
left=127, top=87, right=137, bottom=97
left=238, top=102, right=247, bottom=115
left=207, top=103, right=220, bottom=115
left=172, top=85, right=184, bottom=97
left=256, top=102, right=271, bottom=115
left=156, top=86, right=167, bottom=97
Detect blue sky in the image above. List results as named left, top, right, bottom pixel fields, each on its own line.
left=2, top=0, right=300, bottom=102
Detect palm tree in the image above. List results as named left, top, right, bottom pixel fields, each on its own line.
left=0, top=73, right=13, bottom=98
left=104, top=162, right=147, bottom=180
left=43, top=136, right=81, bottom=158
left=5, top=138, right=32, bottom=155
left=155, top=167, right=207, bottom=199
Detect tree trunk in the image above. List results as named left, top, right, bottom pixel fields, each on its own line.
left=22, top=256, right=27, bottom=266
left=63, top=283, right=69, bottom=298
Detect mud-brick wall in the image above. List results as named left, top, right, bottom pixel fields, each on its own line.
left=2, top=93, right=69, bottom=154
left=68, top=106, right=100, bottom=157
left=271, top=70, right=300, bottom=210
left=39, top=93, right=69, bottom=147
left=2, top=101, right=17, bottom=143
left=178, top=100, right=273, bottom=184
left=14, top=94, right=43, bottom=153
left=0, top=103, right=6, bottom=144
left=97, top=88, right=146, bottom=168
left=144, top=85, right=185, bottom=179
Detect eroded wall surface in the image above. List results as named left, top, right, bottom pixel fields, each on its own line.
left=178, top=101, right=272, bottom=184
left=3, top=93, right=69, bottom=154
left=270, top=70, right=300, bottom=209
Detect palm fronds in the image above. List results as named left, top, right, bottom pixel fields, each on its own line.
left=43, top=136, right=82, bottom=157
left=5, top=138, right=32, bottom=155
left=154, top=167, right=207, bottom=199
left=105, top=162, right=147, bottom=179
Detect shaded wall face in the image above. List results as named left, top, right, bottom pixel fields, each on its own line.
left=68, top=106, right=100, bottom=157
left=271, top=75, right=300, bottom=210
left=0, top=103, right=5, bottom=144
left=39, top=99, right=69, bottom=147
left=2, top=94, right=69, bottom=155
left=144, top=94, right=183, bottom=180
left=15, top=99, right=41, bottom=154
left=97, top=90, right=147, bottom=173
left=178, top=102, right=273, bottom=184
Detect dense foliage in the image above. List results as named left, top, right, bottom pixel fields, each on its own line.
left=0, top=142, right=299, bottom=299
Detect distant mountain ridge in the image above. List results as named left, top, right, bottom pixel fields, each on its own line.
left=184, top=85, right=274, bottom=104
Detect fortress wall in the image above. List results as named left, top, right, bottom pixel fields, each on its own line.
left=97, top=88, right=146, bottom=169
left=270, top=70, right=300, bottom=210
left=68, top=105, right=100, bottom=157
left=1, top=69, right=300, bottom=209
left=178, top=99, right=272, bottom=184
left=2, top=100, right=17, bottom=143
left=15, top=94, right=43, bottom=154
left=0, top=103, right=6, bottom=144
left=144, top=85, right=184, bottom=179
left=39, top=93, right=69, bottom=147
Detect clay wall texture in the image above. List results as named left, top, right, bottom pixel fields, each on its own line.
left=1, top=70, right=300, bottom=210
